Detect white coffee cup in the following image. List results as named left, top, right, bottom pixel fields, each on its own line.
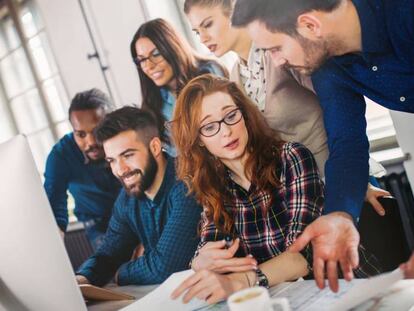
left=227, top=286, right=291, bottom=311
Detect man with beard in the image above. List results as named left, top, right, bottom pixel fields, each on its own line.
left=75, top=107, right=202, bottom=286
left=231, top=0, right=414, bottom=292
left=44, top=88, right=121, bottom=250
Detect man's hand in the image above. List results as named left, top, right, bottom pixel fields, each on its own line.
left=131, top=244, right=145, bottom=260
left=288, top=212, right=360, bottom=292
left=400, top=252, right=414, bottom=279
left=59, top=229, right=65, bottom=240
left=192, top=239, right=257, bottom=273
left=76, top=275, right=90, bottom=285
left=365, top=183, right=391, bottom=216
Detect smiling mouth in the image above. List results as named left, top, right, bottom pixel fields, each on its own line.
left=86, top=147, right=101, bottom=157
left=122, top=171, right=141, bottom=185
left=150, top=70, right=164, bottom=80
left=207, top=44, right=217, bottom=53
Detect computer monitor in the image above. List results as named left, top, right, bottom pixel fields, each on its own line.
left=0, top=135, right=86, bottom=311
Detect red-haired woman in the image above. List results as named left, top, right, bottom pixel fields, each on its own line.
left=170, top=74, right=380, bottom=304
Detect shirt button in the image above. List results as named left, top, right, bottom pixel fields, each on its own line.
left=372, top=66, right=378, bottom=71
left=400, top=96, right=406, bottom=102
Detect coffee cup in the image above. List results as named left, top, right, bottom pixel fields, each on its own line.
left=227, top=286, right=291, bottom=311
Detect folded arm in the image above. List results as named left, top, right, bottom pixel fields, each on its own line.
left=76, top=195, right=139, bottom=286
left=116, top=182, right=202, bottom=285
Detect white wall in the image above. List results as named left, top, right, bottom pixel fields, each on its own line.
left=35, top=0, right=145, bottom=107
left=34, top=0, right=234, bottom=110
left=86, top=0, right=145, bottom=107
left=390, top=111, right=414, bottom=189
left=144, top=0, right=188, bottom=38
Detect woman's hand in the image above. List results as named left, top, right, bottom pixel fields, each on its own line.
left=192, top=239, right=257, bottom=273
left=400, top=252, right=414, bottom=279
left=365, top=183, right=391, bottom=216
left=171, top=270, right=250, bottom=304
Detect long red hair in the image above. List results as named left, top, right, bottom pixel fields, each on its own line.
left=171, top=74, right=284, bottom=233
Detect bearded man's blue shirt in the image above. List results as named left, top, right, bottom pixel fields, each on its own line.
left=311, top=0, right=414, bottom=220
left=77, top=155, right=202, bottom=285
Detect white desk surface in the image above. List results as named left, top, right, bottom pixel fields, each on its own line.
left=87, top=284, right=157, bottom=311
left=87, top=279, right=414, bottom=311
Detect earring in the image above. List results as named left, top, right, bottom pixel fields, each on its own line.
left=213, top=155, right=222, bottom=169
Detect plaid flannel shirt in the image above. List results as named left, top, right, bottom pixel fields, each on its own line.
left=196, top=142, right=323, bottom=264
left=193, top=142, right=381, bottom=277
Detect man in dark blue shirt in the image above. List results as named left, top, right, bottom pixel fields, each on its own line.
left=76, top=107, right=202, bottom=286
left=232, top=0, right=414, bottom=292
left=44, top=89, right=121, bottom=250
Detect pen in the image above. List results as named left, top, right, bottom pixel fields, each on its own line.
left=224, top=235, right=233, bottom=249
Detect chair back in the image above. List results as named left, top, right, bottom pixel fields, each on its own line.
left=358, top=196, right=411, bottom=272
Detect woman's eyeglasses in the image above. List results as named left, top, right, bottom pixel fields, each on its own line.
left=133, top=48, right=164, bottom=68
left=199, top=108, right=243, bottom=137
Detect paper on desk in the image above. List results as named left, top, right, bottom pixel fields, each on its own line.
left=332, top=268, right=404, bottom=311
left=120, top=269, right=209, bottom=311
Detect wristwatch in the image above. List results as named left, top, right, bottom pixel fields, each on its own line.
left=254, top=268, right=269, bottom=289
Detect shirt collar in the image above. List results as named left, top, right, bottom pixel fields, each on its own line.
left=82, top=151, right=91, bottom=165
left=352, top=0, right=388, bottom=56
left=160, top=88, right=174, bottom=105
left=224, top=168, right=256, bottom=194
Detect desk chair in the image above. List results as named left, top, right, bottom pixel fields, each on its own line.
left=358, top=196, right=411, bottom=272
left=378, top=172, right=414, bottom=250
left=64, top=227, right=94, bottom=271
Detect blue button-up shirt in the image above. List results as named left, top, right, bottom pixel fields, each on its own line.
left=44, top=133, right=121, bottom=231
left=311, top=0, right=414, bottom=220
left=77, top=156, right=202, bottom=286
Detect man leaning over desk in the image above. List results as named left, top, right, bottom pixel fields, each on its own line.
left=232, top=0, right=414, bottom=292
left=44, top=89, right=121, bottom=250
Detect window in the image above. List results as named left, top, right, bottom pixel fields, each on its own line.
left=365, top=97, right=403, bottom=166
left=0, top=0, right=70, bottom=173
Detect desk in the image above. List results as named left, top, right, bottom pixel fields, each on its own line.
left=87, top=284, right=157, bottom=311
left=88, top=280, right=414, bottom=311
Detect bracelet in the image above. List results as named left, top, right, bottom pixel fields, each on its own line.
left=254, top=268, right=269, bottom=289
left=244, top=272, right=251, bottom=287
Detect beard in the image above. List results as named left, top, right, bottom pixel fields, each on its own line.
left=284, top=35, right=332, bottom=75
left=119, top=151, right=158, bottom=199
left=84, top=144, right=104, bottom=162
